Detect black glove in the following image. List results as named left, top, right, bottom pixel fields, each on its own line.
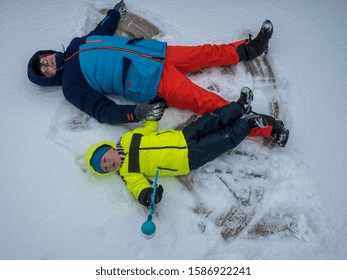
left=114, top=0, right=127, bottom=15
left=138, top=185, right=164, bottom=208
left=134, top=102, right=166, bottom=121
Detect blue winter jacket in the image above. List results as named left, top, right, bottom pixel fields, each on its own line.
left=63, top=10, right=166, bottom=124
left=78, top=35, right=165, bottom=103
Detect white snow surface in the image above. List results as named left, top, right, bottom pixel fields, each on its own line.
left=1, top=0, right=347, bottom=260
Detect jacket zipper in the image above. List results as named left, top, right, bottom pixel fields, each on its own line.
left=65, top=46, right=165, bottom=62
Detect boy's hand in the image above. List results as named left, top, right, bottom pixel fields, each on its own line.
left=138, top=185, right=164, bottom=208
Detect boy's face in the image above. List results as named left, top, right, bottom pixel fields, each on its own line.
left=100, top=149, right=121, bottom=173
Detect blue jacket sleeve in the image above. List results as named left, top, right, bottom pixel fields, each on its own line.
left=87, top=9, right=121, bottom=36
left=63, top=85, right=139, bottom=124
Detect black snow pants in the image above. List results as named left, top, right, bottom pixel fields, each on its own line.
left=182, top=102, right=250, bottom=170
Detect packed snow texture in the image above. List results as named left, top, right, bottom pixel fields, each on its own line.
left=1, top=0, right=347, bottom=259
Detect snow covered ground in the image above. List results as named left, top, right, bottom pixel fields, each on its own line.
left=1, top=0, right=347, bottom=260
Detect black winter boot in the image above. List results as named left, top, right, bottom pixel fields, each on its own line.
left=238, top=20, right=273, bottom=61
left=271, top=119, right=289, bottom=147
left=243, top=112, right=268, bottom=129
left=237, top=86, right=254, bottom=114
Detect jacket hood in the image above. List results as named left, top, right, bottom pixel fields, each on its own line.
left=27, top=50, right=65, bottom=86
left=85, top=141, right=118, bottom=176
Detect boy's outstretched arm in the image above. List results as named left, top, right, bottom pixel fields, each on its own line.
left=121, top=171, right=163, bottom=208
left=131, top=120, right=159, bottom=135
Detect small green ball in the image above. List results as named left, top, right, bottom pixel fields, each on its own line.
left=141, top=220, right=156, bottom=239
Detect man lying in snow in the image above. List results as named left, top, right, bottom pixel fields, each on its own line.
left=27, top=1, right=275, bottom=139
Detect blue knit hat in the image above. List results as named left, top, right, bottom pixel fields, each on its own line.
left=90, top=145, right=112, bottom=174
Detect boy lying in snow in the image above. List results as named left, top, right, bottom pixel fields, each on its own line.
left=85, top=87, right=289, bottom=208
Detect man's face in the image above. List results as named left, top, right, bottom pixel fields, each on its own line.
left=38, top=54, right=57, bottom=77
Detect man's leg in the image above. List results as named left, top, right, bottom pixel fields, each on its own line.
left=242, top=112, right=290, bottom=147
left=157, top=63, right=230, bottom=114
left=159, top=73, right=277, bottom=138
left=165, top=41, right=245, bottom=74
left=165, top=20, right=273, bottom=73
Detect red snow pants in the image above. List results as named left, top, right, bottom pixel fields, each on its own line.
left=157, top=41, right=272, bottom=139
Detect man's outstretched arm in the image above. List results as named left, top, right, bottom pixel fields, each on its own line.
left=87, top=1, right=127, bottom=37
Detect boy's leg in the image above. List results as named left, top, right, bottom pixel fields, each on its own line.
left=182, top=102, right=243, bottom=142
left=165, top=41, right=245, bottom=74
left=187, top=118, right=250, bottom=170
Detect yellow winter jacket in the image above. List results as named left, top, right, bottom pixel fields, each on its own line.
left=120, top=120, right=190, bottom=199
left=86, top=120, right=190, bottom=200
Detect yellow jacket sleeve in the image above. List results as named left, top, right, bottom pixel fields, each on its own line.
left=119, top=156, right=151, bottom=199
left=131, top=120, right=158, bottom=135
